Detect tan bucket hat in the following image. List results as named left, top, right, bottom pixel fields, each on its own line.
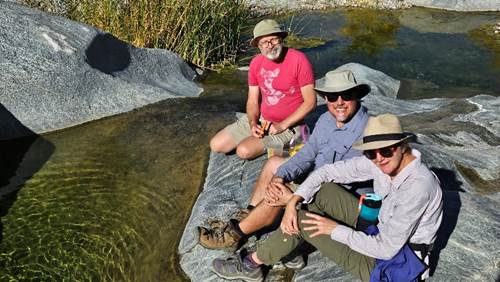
left=315, top=69, right=370, bottom=98
left=250, top=19, right=288, bottom=47
left=353, top=114, right=412, bottom=151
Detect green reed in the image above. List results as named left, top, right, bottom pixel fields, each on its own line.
left=24, top=0, right=250, bottom=69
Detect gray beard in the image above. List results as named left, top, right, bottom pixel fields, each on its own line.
left=264, top=44, right=283, bottom=60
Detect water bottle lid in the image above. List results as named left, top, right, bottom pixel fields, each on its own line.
left=362, top=193, right=382, bottom=209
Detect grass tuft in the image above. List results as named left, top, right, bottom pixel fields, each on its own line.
left=24, top=0, right=251, bottom=70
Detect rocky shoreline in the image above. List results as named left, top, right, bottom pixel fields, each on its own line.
left=247, top=0, right=500, bottom=14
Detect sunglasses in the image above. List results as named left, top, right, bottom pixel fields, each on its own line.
left=324, top=92, right=356, bottom=102
left=363, top=144, right=399, bottom=160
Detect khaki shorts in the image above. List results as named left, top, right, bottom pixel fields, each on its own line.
left=225, top=113, right=301, bottom=149
left=288, top=181, right=299, bottom=192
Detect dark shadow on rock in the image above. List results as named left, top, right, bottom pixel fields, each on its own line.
left=0, top=104, right=55, bottom=243
left=85, top=33, right=131, bottom=75
left=428, top=167, right=464, bottom=276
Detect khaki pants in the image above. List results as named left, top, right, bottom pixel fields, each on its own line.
left=256, top=183, right=375, bottom=282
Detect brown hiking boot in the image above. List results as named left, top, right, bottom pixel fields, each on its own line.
left=206, top=207, right=251, bottom=231
left=207, top=218, right=228, bottom=230
left=198, top=220, right=242, bottom=251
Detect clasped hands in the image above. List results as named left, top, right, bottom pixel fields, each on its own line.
left=264, top=176, right=292, bottom=206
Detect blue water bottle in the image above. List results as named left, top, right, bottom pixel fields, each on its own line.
left=356, top=193, right=382, bottom=231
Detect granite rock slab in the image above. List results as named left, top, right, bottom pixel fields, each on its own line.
left=0, top=1, right=202, bottom=140
left=179, top=63, right=499, bottom=281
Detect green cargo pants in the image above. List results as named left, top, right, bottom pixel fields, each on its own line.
left=255, top=182, right=375, bottom=282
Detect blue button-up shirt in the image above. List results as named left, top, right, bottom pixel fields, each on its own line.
left=275, top=105, right=369, bottom=182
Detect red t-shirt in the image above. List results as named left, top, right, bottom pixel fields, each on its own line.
left=248, top=48, right=314, bottom=123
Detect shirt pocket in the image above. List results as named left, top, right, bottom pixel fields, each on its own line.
left=316, top=137, right=334, bottom=164
left=379, top=196, right=396, bottom=224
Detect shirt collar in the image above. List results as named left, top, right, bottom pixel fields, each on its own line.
left=329, top=105, right=368, bottom=132
left=391, top=149, right=422, bottom=189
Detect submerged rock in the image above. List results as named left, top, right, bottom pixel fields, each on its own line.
left=179, top=63, right=499, bottom=281
left=0, top=1, right=202, bottom=140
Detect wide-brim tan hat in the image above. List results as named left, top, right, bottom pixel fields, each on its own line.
left=250, top=19, right=288, bottom=47
left=315, top=69, right=370, bottom=99
left=353, top=114, right=412, bottom=151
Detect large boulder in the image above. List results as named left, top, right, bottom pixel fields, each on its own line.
left=179, top=63, right=499, bottom=281
left=0, top=1, right=202, bottom=140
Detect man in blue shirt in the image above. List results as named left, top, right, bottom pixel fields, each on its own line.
left=199, top=69, right=371, bottom=251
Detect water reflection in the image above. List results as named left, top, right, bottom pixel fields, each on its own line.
left=469, top=24, right=500, bottom=69
left=340, top=9, right=399, bottom=56
left=0, top=98, right=238, bottom=281
left=285, top=8, right=499, bottom=98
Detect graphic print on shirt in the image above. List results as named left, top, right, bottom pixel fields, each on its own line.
left=260, top=67, right=291, bottom=105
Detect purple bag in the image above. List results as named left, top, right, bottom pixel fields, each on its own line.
left=364, top=226, right=426, bottom=282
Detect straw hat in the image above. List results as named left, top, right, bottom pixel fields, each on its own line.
left=353, top=114, right=412, bottom=150
left=315, top=69, right=370, bottom=98
left=250, top=19, right=288, bottom=47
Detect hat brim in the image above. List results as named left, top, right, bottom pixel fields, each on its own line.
left=353, top=135, right=412, bottom=151
left=316, top=84, right=371, bottom=99
left=250, top=31, right=288, bottom=47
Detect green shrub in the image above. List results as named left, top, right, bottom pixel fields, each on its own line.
left=24, top=0, right=250, bottom=69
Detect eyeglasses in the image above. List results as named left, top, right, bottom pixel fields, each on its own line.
left=325, top=93, right=355, bottom=102
left=363, top=144, right=399, bottom=160
left=258, top=37, right=281, bottom=47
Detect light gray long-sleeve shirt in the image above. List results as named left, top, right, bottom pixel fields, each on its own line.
left=295, top=149, right=443, bottom=260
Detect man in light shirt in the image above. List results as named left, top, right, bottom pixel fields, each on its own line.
left=212, top=114, right=443, bottom=282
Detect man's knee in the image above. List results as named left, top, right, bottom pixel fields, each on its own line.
left=210, top=130, right=235, bottom=153
left=236, top=145, right=252, bottom=159
left=209, top=137, right=222, bottom=152
left=316, top=182, right=346, bottom=200
left=236, top=144, right=262, bottom=160
left=264, top=156, right=286, bottom=173
left=312, top=183, right=355, bottom=213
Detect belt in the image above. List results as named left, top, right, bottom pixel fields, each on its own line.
left=409, top=243, right=434, bottom=254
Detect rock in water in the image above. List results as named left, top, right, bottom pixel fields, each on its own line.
left=0, top=1, right=202, bottom=140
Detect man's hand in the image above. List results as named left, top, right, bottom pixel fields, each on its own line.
left=265, top=182, right=293, bottom=206
left=280, top=201, right=299, bottom=235
left=251, top=120, right=271, bottom=138
left=301, top=212, right=338, bottom=238
left=251, top=123, right=263, bottom=138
